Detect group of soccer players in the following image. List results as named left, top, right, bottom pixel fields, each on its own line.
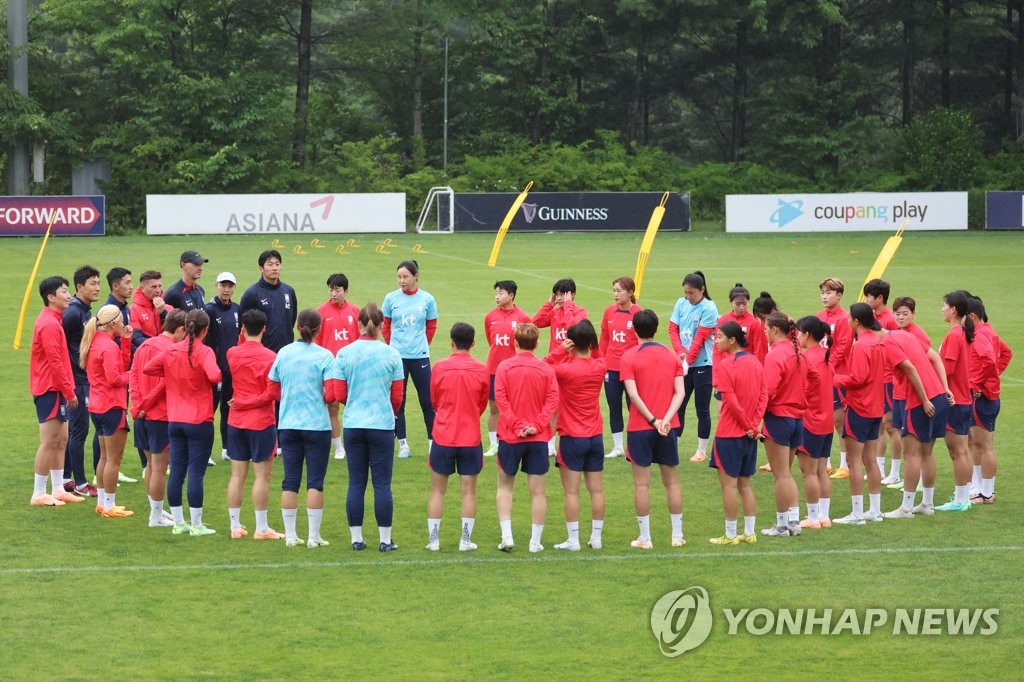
left=27, top=251, right=1012, bottom=552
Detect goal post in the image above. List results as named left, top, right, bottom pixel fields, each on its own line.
left=415, top=186, right=455, bottom=234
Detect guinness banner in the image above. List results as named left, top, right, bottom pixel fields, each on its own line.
left=452, top=192, right=690, bottom=232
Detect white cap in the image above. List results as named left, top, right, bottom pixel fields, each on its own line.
left=216, top=272, right=236, bottom=284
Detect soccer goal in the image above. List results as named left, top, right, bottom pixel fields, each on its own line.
left=415, top=186, right=455, bottom=234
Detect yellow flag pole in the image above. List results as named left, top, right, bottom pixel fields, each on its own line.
left=634, top=192, right=669, bottom=301
left=857, top=219, right=908, bottom=302
left=13, top=211, right=59, bottom=350
left=487, top=181, right=533, bottom=267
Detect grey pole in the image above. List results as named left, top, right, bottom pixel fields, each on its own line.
left=7, top=0, right=30, bottom=194
left=443, top=34, right=448, bottom=175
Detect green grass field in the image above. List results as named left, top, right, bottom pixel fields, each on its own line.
left=2, top=229, right=1022, bottom=679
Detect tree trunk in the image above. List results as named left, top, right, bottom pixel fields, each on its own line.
left=731, top=17, right=749, bottom=161
left=292, top=0, right=313, bottom=168
left=412, top=10, right=424, bottom=141
left=902, top=4, right=915, bottom=125
left=942, top=0, right=952, bottom=107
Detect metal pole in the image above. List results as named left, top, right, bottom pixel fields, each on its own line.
left=443, top=34, right=448, bottom=174
left=7, top=0, right=30, bottom=194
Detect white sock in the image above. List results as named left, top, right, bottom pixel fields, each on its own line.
left=591, top=519, right=604, bottom=541
left=820, top=498, right=831, bottom=520
left=170, top=506, right=185, bottom=525
left=530, top=523, right=544, bottom=546
left=696, top=438, right=708, bottom=454
left=255, top=509, right=269, bottom=533
left=807, top=502, right=820, bottom=522
left=229, top=507, right=241, bottom=530
left=379, top=526, right=392, bottom=544
left=981, top=477, right=995, bottom=497
left=954, top=484, right=969, bottom=505
left=890, top=459, right=902, bottom=478
left=566, top=521, right=579, bottom=544
left=547, top=437, right=556, bottom=454
left=33, top=473, right=47, bottom=497
left=189, top=506, right=203, bottom=527
left=104, top=491, right=115, bottom=510
left=428, top=517, right=441, bottom=543
left=743, top=516, right=756, bottom=536
left=775, top=511, right=786, bottom=527
left=902, top=491, right=916, bottom=510
left=922, top=487, right=935, bottom=505
left=282, top=508, right=298, bottom=538
left=839, top=451, right=848, bottom=469
left=333, top=436, right=343, bottom=452
left=399, top=438, right=408, bottom=448
left=851, top=496, right=863, bottom=517
left=50, top=469, right=64, bottom=495
left=307, top=508, right=323, bottom=540
left=725, top=519, right=737, bottom=538
left=876, top=457, right=886, bottom=477
left=971, top=465, right=983, bottom=491
left=788, top=506, right=799, bottom=525
left=612, top=432, right=623, bottom=450
left=488, top=432, right=498, bottom=447
left=350, top=525, right=363, bottom=543
left=868, top=493, right=881, bottom=515
left=149, top=497, right=162, bottom=522
left=636, top=515, right=651, bottom=541
left=499, top=519, right=513, bottom=543
left=461, top=517, right=475, bottom=543
left=670, top=513, right=683, bottom=538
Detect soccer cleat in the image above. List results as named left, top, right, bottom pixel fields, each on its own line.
left=30, top=493, right=64, bottom=507
left=832, top=513, right=866, bottom=525
left=800, top=518, right=822, bottom=529
left=207, top=457, right=216, bottom=467
left=883, top=507, right=914, bottom=519
left=53, top=490, right=86, bottom=503
left=829, top=467, right=850, bottom=480
left=605, top=448, right=624, bottom=459
left=689, top=451, right=707, bottom=463
left=935, top=499, right=972, bottom=512
left=101, top=506, right=134, bottom=518
left=333, top=448, right=346, bottom=460
left=709, top=535, right=739, bottom=545
left=761, top=525, right=791, bottom=537
left=254, top=529, right=286, bottom=540
left=172, top=523, right=194, bottom=535
left=738, top=534, right=758, bottom=544
left=818, top=519, right=832, bottom=528
left=970, top=493, right=995, bottom=505
left=498, top=540, right=515, bottom=552
left=117, top=471, right=138, bottom=483
left=911, top=502, right=934, bottom=516
left=587, top=538, right=603, bottom=550
left=95, top=504, right=104, bottom=514
left=458, top=540, right=478, bottom=552
left=63, top=480, right=76, bottom=493
left=630, top=538, right=654, bottom=550
left=880, top=472, right=900, bottom=485
left=528, top=542, right=544, bottom=553
left=285, top=536, right=305, bottom=547
left=307, top=537, right=330, bottom=548
left=787, top=524, right=803, bottom=536
left=398, top=444, right=411, bottom=459
left=160, top=509, right=175, bottom=523
left=148, top=517, right=176, bottom=528
left=230, top=528, right=249, bottom=539
left=671, top=536, right=687, bottom=547
left=865, top=511, right=884, bottom=523
left=553, top=540, right=581, bottom=551
left=351, top=541, right=368, bottom=551
left=188, top=524, right=216, bottom=536
left=483, top=444, right=498, bottom=458
left=379, top=541, right=399, bottom=552
left=74, top=483, right=98, bottom=497
left=425, top=540, right=440, bottom=552
left=758, top=462, right=772, bottom=472
left=886, top=480, right=905, bottom=490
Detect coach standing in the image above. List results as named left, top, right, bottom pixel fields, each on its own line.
left=205, top=272, right=241, bottom=462
left=239, top=250, right=298, bottom=353
left=164, top=250, right=207, bottom=312
left=62, top=265, right=101, bottom=497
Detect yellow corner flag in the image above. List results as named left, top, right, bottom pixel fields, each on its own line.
left=634, top=192, right=669, bottom=301
left=487, top=181, right=533, bottom=267
left=13, top=211, right=59, bottom=350
left=857, top=220, right=908, bottom=302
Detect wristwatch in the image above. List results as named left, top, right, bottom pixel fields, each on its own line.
left=648, top=415, right=657, bottom=426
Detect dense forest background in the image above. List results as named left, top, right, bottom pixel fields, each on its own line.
left=5, top=0, right=1024, bottom=231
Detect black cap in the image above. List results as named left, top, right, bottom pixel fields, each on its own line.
left=180, top=250, right=208, bottom=265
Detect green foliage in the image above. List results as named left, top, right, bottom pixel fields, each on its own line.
left=678, top=162, right=815, bottom=220
left=900, top=108, right=984, bottom=190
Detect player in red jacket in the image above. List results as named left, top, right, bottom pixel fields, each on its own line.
left=935, top=291, right=976, bottom=512
left=483, top=280, right=531, bottom=457
left=315, top=273, right=360, bottom=460
left=598, top=276, right=641, bottom=459
left=794, top=317, right=834, bottom=529
left=967, top=295, right=1012, bottom=504
left=426, top=323, right=490, bottom=551
left=817, top=277, right=853, bottom=479
left=862, top=278, right=901, bottom=486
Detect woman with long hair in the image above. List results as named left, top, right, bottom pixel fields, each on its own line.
left=599, top=276, right=641, bottom=459
left=794, top=316, right=834, bottom=528
left=935, top=290, right=976, bottom=511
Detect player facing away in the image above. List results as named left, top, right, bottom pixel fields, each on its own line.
left=599, top=276, right=641, bottom=459
left=382, top=260, right=438, bottom=459
left=668, top=271, right=718, bottom=463
left=794, top=317, right=834, bottom=529
left=315, top=273, right=360, bottom=461
left=885, top=296, right=931, bottom=488
left=494, top=323, right=560, bottom=553
left=225, top=309, right=285, bottom=540
left=708, top=322, right=766, bottom=545
left=832, top=304, right=885, bottom=525
left=552, top=320, right=608, bottom=550
left=934, top=291, right=976, bottom=512
left=621, top=310, right=687, bottom=550
left=29, top=276, right=83, bottom=507
left=816, top=277, right=853, bottom=479
left=426, top=323, right=490, bottom=551
left=483, top=280, right=531, bottom=457
left=863, top=278, right=901, bottom=486
left=967, top=296, right=1012, bottom=503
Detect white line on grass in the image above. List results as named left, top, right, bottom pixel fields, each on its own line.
left=2, top=544, right=1019, bottom=576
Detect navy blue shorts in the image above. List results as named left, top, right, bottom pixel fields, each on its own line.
left=798, top=430, right=833, bottom=459
left=972, top=395, right=999, bottom=432
left=497, top=441, right=549, bottom=476
left=91, top=408, right=128, bottom=436
left=711, top=436, right=757, bottom=478
left=135, top=418, right=169, bottom=454
left=903, top=396, right=949, bottom=443
left=556, top=435, right=604, bottom=473
left=883, top=382, right=894, bottom=413
left=489, top=374, right=496, bottom=401
left=34, top=391, right=67, bottom=424
left=227, top=425, right=278, bottom=463
left=430, top=443, right=484, bottom=476
left=891, top=399, right=907, bottom=431
left=832, top=386, right=846, bottom=411
left=946, top=404, right=972, bottom=436
left=762, top=414, right=803, bottom=448
left=626, top=429, right=679, bottom=468
left=842, top=407, right=881, bottom=444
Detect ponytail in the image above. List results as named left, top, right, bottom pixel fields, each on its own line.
left=766, top=311, right=799, bottom=366
left=184, top=309, right=211, bottom=367
left=359, top=301, right=385, bottom=338
left=80, top=304, right=122, bottom=369
left=944, top=291, right=975, bottom=344
left=296, top=308, right=322, bottom=343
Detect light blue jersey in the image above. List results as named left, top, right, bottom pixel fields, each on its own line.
left=381, top=288, right=437, bottom=359
left=670, top=296, right=719, bottom=367
left=269, top=340, right=334, bottom=431
left=334, top=339, right=404, bottom=430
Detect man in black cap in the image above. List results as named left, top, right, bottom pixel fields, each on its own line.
left=164, top=250, right=207, bottom=311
